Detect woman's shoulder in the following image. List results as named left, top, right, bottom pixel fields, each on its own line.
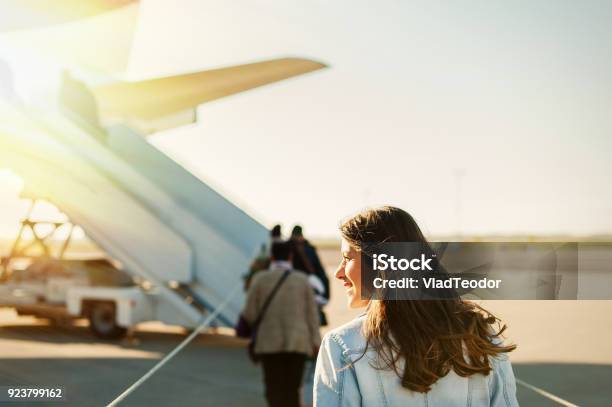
left=322, top=315, right=367, bottom=356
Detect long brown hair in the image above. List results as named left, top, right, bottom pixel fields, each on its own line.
left=340, top=206, right=516, bottom=393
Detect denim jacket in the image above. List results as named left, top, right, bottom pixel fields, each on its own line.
left=313, top=316, right=519, bottom=406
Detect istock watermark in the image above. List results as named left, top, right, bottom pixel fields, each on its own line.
left=360, top=242, right=612, bottom=300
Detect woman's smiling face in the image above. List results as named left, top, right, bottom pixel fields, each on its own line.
left=336, top=238, right=370, bottom=308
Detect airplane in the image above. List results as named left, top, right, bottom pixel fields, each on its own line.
left=0, top=1, right=328, bottom=338
left=1, top=0, right=138, bottom=32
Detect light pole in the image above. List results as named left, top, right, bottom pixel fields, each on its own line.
left=453, top=169, right=466, bottom=238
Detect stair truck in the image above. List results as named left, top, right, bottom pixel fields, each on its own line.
left=0, top=57, right=326, bottom=338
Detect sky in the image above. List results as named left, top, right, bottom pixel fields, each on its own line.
left=1, top=0, right=612, bottom=238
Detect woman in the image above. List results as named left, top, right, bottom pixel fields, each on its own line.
left=313, top=206, right=519, bottom=406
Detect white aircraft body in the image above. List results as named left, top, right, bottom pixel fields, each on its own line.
left=0, top=1, right=327, bottom=337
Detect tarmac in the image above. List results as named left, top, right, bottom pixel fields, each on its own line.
left=0, top=247, right=610, bottom=406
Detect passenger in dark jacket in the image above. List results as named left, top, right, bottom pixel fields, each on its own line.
left=289, top=225, right=330, bottom=326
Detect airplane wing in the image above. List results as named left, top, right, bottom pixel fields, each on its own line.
left=0, top=0, right=137, bottom=32
left=0, top=3, right=139, bottom=75
left=91, top=57, right=327, bottom=134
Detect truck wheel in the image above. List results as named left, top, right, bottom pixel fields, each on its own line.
left=88, top=301, right=127, bottom=339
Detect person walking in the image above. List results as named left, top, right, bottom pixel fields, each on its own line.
left=244, top=224, right=283, bottom=290
left=289, top=225, right=330, bottom=325
left=314, top=206, right=519, bottom=406
left=242, top=241, right=321, bottom=407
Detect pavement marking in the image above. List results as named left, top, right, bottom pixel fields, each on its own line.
left=516, top=378, right=580, bottom=407
left=98, top=275, right=581, bottom=407
left=106, top=285, right=242, bottom=407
